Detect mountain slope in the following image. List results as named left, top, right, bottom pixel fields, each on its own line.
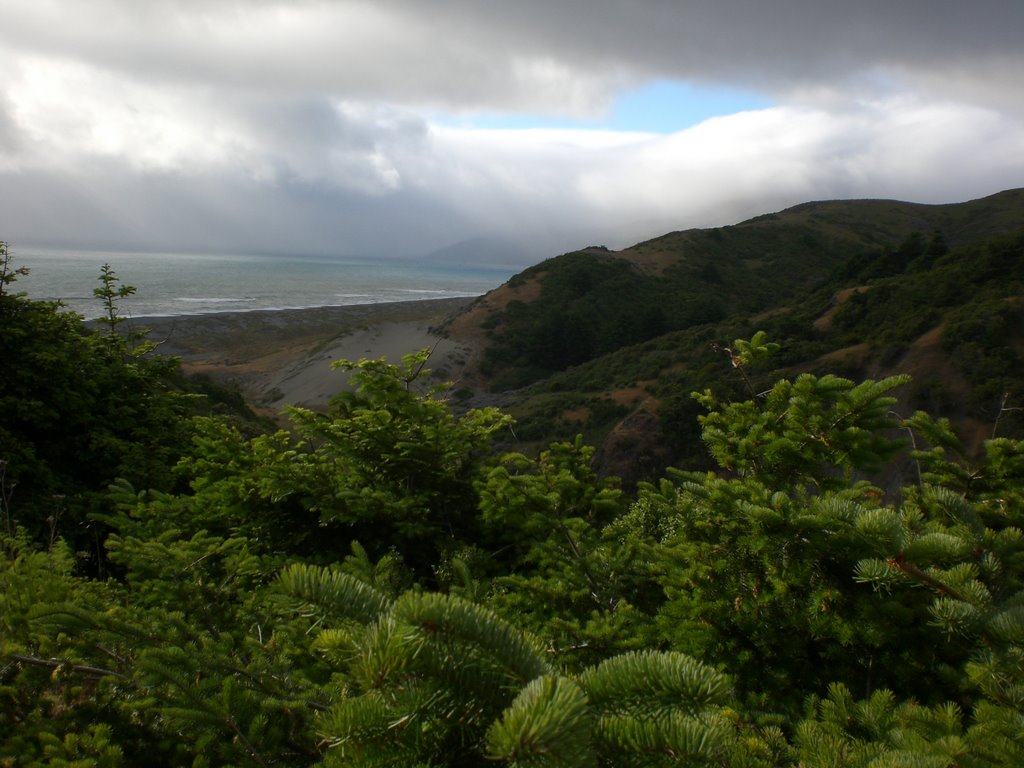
left=443, top=188, right=1024, bottom=484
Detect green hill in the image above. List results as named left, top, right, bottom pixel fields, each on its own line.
left=5, top=207, right=1024, bottom=766
left=445, top=188, right=1024, bottom=484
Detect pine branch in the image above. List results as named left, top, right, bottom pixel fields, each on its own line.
left=224, top=710, right=270, bottom=768
left=8, top=652, right=129, bottom=680
left=885, top=556, right=967, bottom=602
left=278, top=563, right=392, bottom=624
left=555, top=514, right=609, bottom=611
left=485, top=674, right=594, bottom=766
left=580, top=650, right=731, bottom=715
left=393, top=592, right=550, bottom=685
left=215, top=657, right=330, bottom=712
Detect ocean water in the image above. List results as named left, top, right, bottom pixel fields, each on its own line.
left=12, top=246, right=518, bottom=319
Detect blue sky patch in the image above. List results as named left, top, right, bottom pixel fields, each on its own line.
left=437, top=80, right=771, bottom=133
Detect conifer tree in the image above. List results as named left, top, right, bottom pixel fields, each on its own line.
left=639, top=334, right=1024, bottom=750
left=479, top=437, right=658, bottom=668
left=183, top=352, right=512, bottom=573
left=6, top=293, right=1024, bottom=767
left=0, top=260, right=191, bottom=557
left=277, top=565, right=741, bottom=766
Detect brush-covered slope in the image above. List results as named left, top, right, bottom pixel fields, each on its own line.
left=444, top=188, right=1024, bottom=484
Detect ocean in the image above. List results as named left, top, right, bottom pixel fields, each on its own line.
left=11, top=246, right=518, bottom=319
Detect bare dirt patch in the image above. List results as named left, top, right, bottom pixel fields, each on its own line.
left=608, top=385, right=652, bottom=408
left=145, top=298, right=478, bottom=411
left=813, top=286, right=871, bottom=332
left=561, top=406, right=592, bottom=424
left=821, top=342, right=872, bottom=368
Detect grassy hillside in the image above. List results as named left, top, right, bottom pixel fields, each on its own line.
left=444, top=189, right=1024, bottom=484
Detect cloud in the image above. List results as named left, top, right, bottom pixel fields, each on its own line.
left=418, top=98, right=1024, bottom=247
left=7, top=1, right=1022, bottom=112
left=0, top=1, right=1021, bottom=257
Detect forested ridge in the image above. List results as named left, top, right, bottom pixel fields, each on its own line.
left=451, top=189, right=1024, bottom=483
left=3, top=208, right=1024, bottom=766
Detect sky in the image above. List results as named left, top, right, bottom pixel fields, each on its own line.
left=1, top=0, right=1023, bottom=262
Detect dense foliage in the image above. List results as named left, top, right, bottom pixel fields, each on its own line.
left=3, top=241, right=1024, bottom=765
left=488, top=202, right=1024, bottom=478
left=0, top=246, right=197, bottom=567
left=477, top=191, right=1024, bottom=388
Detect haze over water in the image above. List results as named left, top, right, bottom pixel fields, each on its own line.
left=15, top=247, right=517, bottom=319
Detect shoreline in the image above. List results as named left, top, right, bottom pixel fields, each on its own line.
left=130, top=295, right=480, bottom=323
left=138, top=296, right=481, bottom=413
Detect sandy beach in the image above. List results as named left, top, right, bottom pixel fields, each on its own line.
left=137, top=297, right=481, bottom=413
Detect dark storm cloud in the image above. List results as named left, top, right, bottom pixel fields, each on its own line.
left=378, top=0, right=1024, bottom=94
left=6, top=1, right=1020, bottom=111
left=0, top=0, right=1022, bottom=257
